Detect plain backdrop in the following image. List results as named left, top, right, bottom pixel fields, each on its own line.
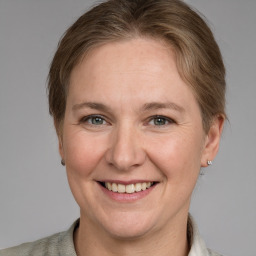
left=0, top=0, right=255, bottom=255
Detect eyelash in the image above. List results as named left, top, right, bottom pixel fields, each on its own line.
left=79, top=115, right=176, bottom=127
left=147, top=115, right=175, bottom=127
left=80, top=115, right=108, bottom=126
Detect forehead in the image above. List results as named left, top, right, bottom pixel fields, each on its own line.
left=68, top=38, right=199, bottom=113
left=72, top=38, right=175, bottom=80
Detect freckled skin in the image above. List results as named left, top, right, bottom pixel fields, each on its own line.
left=59, top=38, right=223, bottom=255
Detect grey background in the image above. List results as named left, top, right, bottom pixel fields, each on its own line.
left=0, top=0, right=255, bottom=255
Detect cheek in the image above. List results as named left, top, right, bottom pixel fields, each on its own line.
left=146, top=131, right=203, bottom=182
left=63, top=130, right=108, bottom=210
left=63, top=130, right=107, bottom=178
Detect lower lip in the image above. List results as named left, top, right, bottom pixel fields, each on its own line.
left=98, top=183, right=156, bottom=202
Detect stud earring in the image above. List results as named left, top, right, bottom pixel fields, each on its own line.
left=207, top=160, right=212, bottom=166
left=61, top=159, right=65, bottom=166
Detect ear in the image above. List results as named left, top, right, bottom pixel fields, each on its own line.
left=58, top=135, right=65, bottom=161
left=201, top=115, right=225, bottom=167
left=54, top=119, right=65, bottom=161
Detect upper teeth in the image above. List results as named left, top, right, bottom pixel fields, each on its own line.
left=105, top=182, right=153, bottom=193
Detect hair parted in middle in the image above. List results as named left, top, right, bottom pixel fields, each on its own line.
left=48, top=0, right=226, bottom=135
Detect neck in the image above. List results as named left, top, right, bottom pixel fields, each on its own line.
left=74, top=212, right=189, bottom=256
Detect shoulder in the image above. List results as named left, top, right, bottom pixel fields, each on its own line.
left=0, top=232, right=61, bottom=256
left=207, top=248, right=224, bottom=256
left=0, top=220, right=79, bottom=256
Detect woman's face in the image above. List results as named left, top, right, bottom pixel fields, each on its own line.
left=59, top=38, right=220, bottom=239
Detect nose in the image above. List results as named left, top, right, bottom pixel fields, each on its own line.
left=105, top=124, right=146, bottom=171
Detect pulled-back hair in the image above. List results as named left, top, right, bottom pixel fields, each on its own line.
left=48, top=0, right=226, bottom=134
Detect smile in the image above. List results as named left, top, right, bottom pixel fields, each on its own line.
left=103, top=182, right=155, bottom=194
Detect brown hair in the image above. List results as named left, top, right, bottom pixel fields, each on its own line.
left=48, top=0, right=226, bottom=134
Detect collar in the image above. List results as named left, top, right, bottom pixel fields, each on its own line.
left=59, top=215, right=211, bottom=256
left=188, top=214, right=211, bottom=256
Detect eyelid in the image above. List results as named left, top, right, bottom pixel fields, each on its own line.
left=147, top=115, right=176, bottom=125
left=80, top=114, right=109, bottom=125
left=79, top=114, right=175, bottom=126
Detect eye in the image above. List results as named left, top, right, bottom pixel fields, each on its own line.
left=81, top=115, right=107, bottom=125
left=148, top=115, right=174, bottom=126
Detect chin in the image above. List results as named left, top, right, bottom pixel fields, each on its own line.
left=96, top=211, right=158, bottom=240
left=104, top=222, right=154, bottom=240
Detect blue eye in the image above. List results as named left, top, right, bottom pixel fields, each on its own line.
left=82, top=115, right=106, bottom=125
left=153, top=117, right=167, bottom=125
left=149, top=116, right=174, bottom=126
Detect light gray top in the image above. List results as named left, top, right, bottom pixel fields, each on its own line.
left=0, top=216, right=223, bottom=256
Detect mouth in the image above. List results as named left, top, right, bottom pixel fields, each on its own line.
left=98, top=181, right=157, bottom=194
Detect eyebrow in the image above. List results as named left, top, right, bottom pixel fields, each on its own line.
left=142, top=102, right=185, bottom=113
left=72, top=101, right=185, bottom=113
left=72, top=102, right=111, bottom=112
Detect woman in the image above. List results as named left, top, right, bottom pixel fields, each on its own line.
left=0, top=0, right=226, bottom=255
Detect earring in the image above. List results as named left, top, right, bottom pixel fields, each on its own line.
left=207, top=160, right=213, bottom=166
left=61, top=159, right=65, bottom=166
